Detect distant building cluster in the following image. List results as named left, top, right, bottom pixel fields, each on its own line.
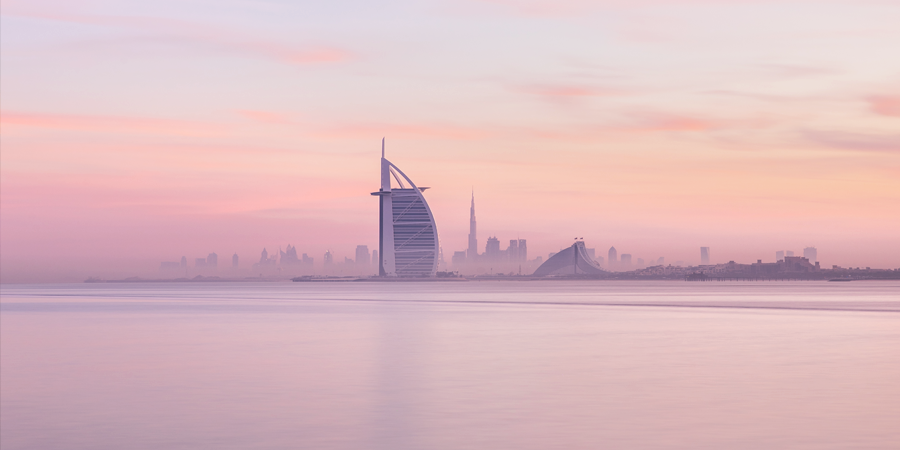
left=160, top=254, right=218, bottom=274
left=449, top=193, right=540, bottom=275
left=603, top=246, right=652, bottom=271
left=159, top=244, right=378, bottom=278
left=631, top=249, right=824, bottom=279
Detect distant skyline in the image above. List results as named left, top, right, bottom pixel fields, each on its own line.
left=2, top=0, right=899, bottom=282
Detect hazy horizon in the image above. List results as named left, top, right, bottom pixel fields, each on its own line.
left=2, top=0, right=899, bottom=282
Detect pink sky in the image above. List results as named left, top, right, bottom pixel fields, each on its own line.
left=2, top=0, right=899, bottom=282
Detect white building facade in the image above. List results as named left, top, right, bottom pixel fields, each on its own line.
left=371, top=140, right=439, bottom=277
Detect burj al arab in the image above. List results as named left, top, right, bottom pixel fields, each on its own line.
left=370, top=139, right=440, bottom=277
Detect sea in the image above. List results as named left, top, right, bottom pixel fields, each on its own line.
left=1, top=280, right=898, bottom=450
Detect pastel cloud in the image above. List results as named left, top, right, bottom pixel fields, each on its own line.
left=518, top=84, right=627, bottom=97
left=0, top=111, right=222, bottom=136
left=867, top=95, right=900, bottom=117
left=2, top=10, right=353, bottom=65
left=315, top=122, right=491, bottom=141
left=277, top=48, right=351, bottom=64
left=803, top=130, right=900, bottom=153
left=622, top=113, right=722, bottom=132
left=469, top=0, right=787, bottom=16
left=309, top=113, right=728, bottom=143
left=237, top=110, right=295, bottom=125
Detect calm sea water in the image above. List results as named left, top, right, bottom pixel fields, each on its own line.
left=2, top=281, right=898, bottom=450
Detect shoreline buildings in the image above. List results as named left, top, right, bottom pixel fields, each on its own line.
left=370, top=139, right=440, bottom=277
left=452, top=191, right=534, bottom=275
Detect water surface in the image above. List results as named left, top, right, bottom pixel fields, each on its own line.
left=2, top=281, right=898, bottom=449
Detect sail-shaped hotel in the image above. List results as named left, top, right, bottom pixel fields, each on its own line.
left=370, top=140, right=439, bottom=277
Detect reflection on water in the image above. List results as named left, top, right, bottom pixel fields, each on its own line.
left=2, top=281, right=899, bottom=449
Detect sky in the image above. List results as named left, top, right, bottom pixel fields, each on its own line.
left=1, top=0, right=899, bottom=282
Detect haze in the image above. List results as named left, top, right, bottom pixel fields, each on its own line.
left=2, top=0, right=899, bottom=282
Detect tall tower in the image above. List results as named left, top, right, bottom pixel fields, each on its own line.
left=700, top=247, right=710, bottom=265
left=468, top=192, right=477, bottom=262
left=356, top=245, right=370, bottom=265
left=803, top=247, right=817, bottom=262
left=371, top=139, right=440, bottom=277
left=608, top=246, right=617, bottom=269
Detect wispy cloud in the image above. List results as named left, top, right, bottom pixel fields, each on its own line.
left=467, top=0, right=792, bottom=17
left=755, top=63, right=840, bottom=79
left=234, top=111, right=491, bottom=140
left=237, top=110, right=296, bottom=125
left=803, top=130, right=900, bottom=153
left=623, top=113, right=722, bottom=132
left=2, top=10, right=354, bottom=65
left=0, top=111, right=222, bottom=136
left=313, top=122, right=491, bottom=141
left=866, top=95, right=900, bottom=117
left=517, top=84, right=627, bottom=97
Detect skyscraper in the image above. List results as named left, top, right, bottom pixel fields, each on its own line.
left=485, top=236, right=501, bottom=260
left=370, top=139, right=440, bottom=277
left=468, top=192, right=478, bottom=262
left=508, top=239, right=519, bottom=261
left=280, top=245, right=300, bottom=265
left=518, top=239, right=527, bottom=261
left=700, top=247, right=710, bottom=265
left=232, top=253, right=239, bottom=268
left=452, top=251, right=467, bottom=265
left=207, top=253, right=218, bottom=269
left=356, top=245, right=370, bottom=265
left=803, top=247, right=817, bottom=262
left=608, top=246, right=617, bottom=269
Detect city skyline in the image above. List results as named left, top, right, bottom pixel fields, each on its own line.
left=1, top=140, right=887, bottom=281
left=2, top=0, right=899, bottom=282
left=132, top=157, right=876, bottom=280
left=143, top=192, right=843, bottom=279
left=2, top=147, right=892, bottom=280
